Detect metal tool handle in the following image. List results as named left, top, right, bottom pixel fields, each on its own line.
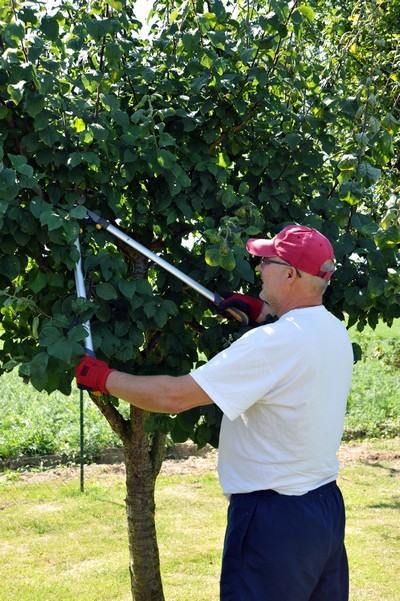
left=73, top=237, right=95, bottom=357
left=85, top=210, right=249, bottom=326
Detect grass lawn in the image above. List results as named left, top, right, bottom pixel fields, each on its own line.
left=0, top=439, right=399, bottom=601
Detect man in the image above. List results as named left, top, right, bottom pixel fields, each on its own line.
left=76, top=224, right=354, bottom=601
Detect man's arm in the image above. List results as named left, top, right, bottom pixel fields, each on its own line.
left=75, top=356, right=213, bottom=413
left=105, top=371, right=213, bottom=413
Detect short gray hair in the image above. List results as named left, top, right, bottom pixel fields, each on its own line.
left=300, top=271, right=331, bottom=295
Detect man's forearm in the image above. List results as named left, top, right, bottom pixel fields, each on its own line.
left=105, top=371, right=213, bottom=414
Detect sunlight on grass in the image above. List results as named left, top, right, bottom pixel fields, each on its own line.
left=0, top=454, right=399, bottom=601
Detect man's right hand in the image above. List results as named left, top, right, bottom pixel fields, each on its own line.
left=216, top=293, right=264, bottom=323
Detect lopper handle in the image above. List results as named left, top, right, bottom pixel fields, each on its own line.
left=73, top=237, right=102, bottom=396
left=84, top=210, right=250, bottom=327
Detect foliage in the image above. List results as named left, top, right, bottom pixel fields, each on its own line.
left=0, top=373, right=122, bottom=462
left=344, top=319, right=400, bottom=439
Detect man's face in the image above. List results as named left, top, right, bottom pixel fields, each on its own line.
left=256, top=256, right=292, bottom=311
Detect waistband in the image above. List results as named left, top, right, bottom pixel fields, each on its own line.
left=235, top=480, right=338, bottom=499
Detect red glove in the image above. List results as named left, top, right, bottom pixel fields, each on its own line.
left=216, top=293, right=264, bottom=322
left=75, top=356, right=115, bottom=394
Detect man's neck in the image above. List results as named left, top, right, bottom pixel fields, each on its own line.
left=277, top=299, right=322, bottom=318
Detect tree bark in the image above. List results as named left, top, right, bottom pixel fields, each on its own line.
left=123, top=406, right=166, bottom=601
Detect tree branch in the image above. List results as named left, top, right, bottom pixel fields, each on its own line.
left=89, top=392, right=130, bottom=442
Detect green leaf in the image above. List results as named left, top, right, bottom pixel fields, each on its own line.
left=107, top=0, right=124, bottom=10
left=170, top=418, right=190, bottom=443
left=157, top=149, right=176, bottom=169
left=296, top=5, right=315, bottom=21
left=194, top=423, right=212, bottom=448
left=96, top=282, right=118, bottom=300
left=351, top=214, right=378, bottom=237
left=40, top=210, right=63, bottom=230
left=338, top=154, right=358, bottom=171
left=375, top=226, right=400, bottom=249
left=0, top=255, right=21, bottom=279
left=7, top=81, right=25, bottom=105
left=48, top=340, right=73, bottom=363
left=68, top=152, right=83, bottom=168
left=182, top=31, right=201, bottom=54
left=354, top=132, right=369, bottom=150
left=205, top=246, right=221, bottom=267
left=143, top=300, right=156, bottom=318
left=158, top=132, right=176, bottom=148
left=29, top=352, right=49, bottom=390
left=82, top=151, right=100, bottom=167
left=367, top=277, right=385, bottom=299
left=207, top=30, right=226, bottom=50
left=381, top=113, right=399, bottom=134
left=40, top=15, right=59, bottom=41
left=154, top=308, right=168, bottom=328
left=352, top=342, right=362, bottom=364
left=339, top=182, right=363, bottom=205
left=118, top=280, right=137, bottom=298
left=73, top=117, right=86, bottom=132
left=90, top=124, right=109, bottom=142
left=69, top=205, right=87, bottom=219
left=219, top=250, right=236, bottom=271
left=344, top=287, right=367, bottom=308
left=29, top=269, right=47, bottom=293
left=67, top=325, right=88, bottom=343
left=24, top=92, right=45, bottom=118
left=3, top=23, right=25, bottom=47
left=284, top=133, right=302, bottom=149
left=39, top=326, right=62, bottom=347
left=221, top=186, right=236, bottom=208
left=356, top=163, right=381, bottom=186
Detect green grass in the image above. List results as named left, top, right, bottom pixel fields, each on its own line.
left=0, top=444, right=399, bottom=601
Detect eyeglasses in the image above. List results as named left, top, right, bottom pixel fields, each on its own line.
left=259, top=257, right=302, bottom=277
left=259, top=257, right=290, bottom=268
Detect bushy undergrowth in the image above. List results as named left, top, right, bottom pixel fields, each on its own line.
left=345, top=320, right=400, bottom=440
left=0, top=379, right=123, bottom=464
left=0, top=321, right=398, bottom=465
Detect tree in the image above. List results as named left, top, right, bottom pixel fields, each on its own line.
left=0, top=0, right=399, bottom=598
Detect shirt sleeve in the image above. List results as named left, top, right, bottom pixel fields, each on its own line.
left=190, top=327, right=278, bottom=421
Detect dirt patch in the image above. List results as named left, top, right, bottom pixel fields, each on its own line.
left=337, top=440, right=400, bottom=469
left=1, top=440, right=399, bottom=484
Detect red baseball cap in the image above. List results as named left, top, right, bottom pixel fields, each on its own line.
left=246, top=225, right=335, bottom=279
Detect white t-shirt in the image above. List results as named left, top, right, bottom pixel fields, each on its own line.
left=190, top=306, right=353, bottom=496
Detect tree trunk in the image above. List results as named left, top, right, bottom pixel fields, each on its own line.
left=123, top=406, right=166, bottom=601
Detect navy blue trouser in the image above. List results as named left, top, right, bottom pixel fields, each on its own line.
left=220, top=481, right=349, bottom=601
